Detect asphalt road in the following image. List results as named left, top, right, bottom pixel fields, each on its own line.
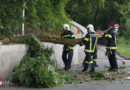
left=1, top=81, right=130, bottom=90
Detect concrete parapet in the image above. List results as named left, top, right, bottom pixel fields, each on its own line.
left=0, top=43, right=85, bottom=80
left=0, top=44, right=28, bottom=80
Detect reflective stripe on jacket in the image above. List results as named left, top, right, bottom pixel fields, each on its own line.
left=61, top=30, right=75, bottom=51
left=83, top=32, right=98, bottom=53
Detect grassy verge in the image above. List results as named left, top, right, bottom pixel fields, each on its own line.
left=61, top=71, right=130, bottom=84
left=117, top=37, right=130, bottom=59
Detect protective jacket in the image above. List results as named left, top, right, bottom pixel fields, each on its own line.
left=83, top=32, right=98, bottom=53
left=61, top=30, right=75, bottom=51
left=105, top=28, right=117, bottom=50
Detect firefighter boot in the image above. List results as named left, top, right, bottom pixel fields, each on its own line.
left=89, top=64, right=95, bottom=73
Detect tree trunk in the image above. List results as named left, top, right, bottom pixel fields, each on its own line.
left=0, top=35, right=83, bottom=45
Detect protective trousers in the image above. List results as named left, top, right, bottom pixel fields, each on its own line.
left=92, top=48, right=97, bottom=66
left=83, top=52, right=95, bottom=72
left=107, top=49, right=118, bottom=69
left=62, top=50, right=73, bottom=69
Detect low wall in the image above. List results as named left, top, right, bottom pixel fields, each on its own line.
left=0, top=43, right=85, bottom=80
left=43, top=43, right=85, bottom=68
left=0, top=44, right=28, bottom=80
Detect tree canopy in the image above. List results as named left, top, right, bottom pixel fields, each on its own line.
left=66, top=0, right=130, bottom=38
left=0, top=0, right=129, bottom=38
left=0, top=0, right=70, bottom=36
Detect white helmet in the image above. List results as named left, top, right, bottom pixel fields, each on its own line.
left=86, top=24, right=95, bottom=33
left=63, top=24, right=70, bottom=31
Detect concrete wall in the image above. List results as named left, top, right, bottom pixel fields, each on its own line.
left=71, top=21, right=87, bottom=37
left=0, top=43, right=85, bottom=80
left=43, top=43, right=85, bottom=68
left=71, top=26, right=83, bottom=38
left=0, top=45, right=28, bottom=80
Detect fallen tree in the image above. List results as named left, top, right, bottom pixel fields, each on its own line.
left=0, top=30, right=103, bottom=45
left=0, top=37, right=9, bottom=44
left=0, top=34, right=83, bottom=45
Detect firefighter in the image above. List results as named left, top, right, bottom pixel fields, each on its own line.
left=82, top=24, right=98, bottom=73
left=104, top=22, right=118, bottom=72
left=61, top=24, right=75, bottom=71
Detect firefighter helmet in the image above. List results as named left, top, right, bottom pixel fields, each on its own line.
left=86, top=24, right=95, bottom=33
left=63, top=24, right=70, bottom=31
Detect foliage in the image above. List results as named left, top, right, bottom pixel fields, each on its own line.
left=117, top=37, right=130, bottom=58
left=26, top=0, right=70, bottom=30
left=0, top=0, right=23, bottom=36
left=12, top=34, right=73, bottom=88
left=66, top=0, right=130, bottom=37
left=68, top=71, right=130, bottom=83
left=89, top=72, right=125, bottom=81
left=119, top=66, right=126, bottom=69
left=23, top=34, right=54, bottom=57
left=65, top=0, right=106, bottom=26
left=89, top=72, right=105, bottom=80
left=115, top=1, right=130, bottom=38
left=0, top=0, right=70, bottom=36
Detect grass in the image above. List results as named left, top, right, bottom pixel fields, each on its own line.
left=61, top=71, right=130, bottom=84
left=119, top=66, right=126, bottom=69
left=117, top=37, right=130, bottom=58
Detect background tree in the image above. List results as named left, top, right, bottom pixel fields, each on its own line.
left=0, top=0, right=70, bottom=36
left=66, top=0, right=130, bottom=38
left=65, top=0, right=105, bottom=26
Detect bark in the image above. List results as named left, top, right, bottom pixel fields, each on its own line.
left=0, top=30, right=103, bottom=45
left=37, top=36, right=83, bottom=45
left=0, top=35, right=83, bottom=45
left=0, top=36, right=10, bottom=44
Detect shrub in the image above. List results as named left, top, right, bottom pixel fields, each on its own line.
left=12, top=34, right=72, bottom=88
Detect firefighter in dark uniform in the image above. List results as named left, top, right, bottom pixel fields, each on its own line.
left=61, top=24, right=75, bottom=71
left=104, top=22, right=118, bottom=72
left=82, top=24, right=98, bottom=73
